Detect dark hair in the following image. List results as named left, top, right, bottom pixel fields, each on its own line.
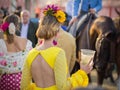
left=3, top=14, right=20, bottom=43
left=14, top=6, right=22, bottom=17
left=36, top=15, right=61, bottom=40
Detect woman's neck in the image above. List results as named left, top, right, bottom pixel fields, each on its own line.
left=37, top=39, right=54, bottom=50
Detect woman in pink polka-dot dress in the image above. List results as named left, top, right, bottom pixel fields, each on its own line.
left=0, top=14, right=32, bottom=90
left=0, top=72, right=21, bottom=90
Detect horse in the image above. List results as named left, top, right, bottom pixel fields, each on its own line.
left=90, top=16, right=117, bottom=85
left=68, top=13, right=117, bottom=86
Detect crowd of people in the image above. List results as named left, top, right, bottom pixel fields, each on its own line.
left=0, top=0, right=117, bottom=90
left=0, top=3, right=93, bottom=90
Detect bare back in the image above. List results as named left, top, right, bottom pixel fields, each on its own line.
left=31, top=55, right=55, bottom=88
left=5, top=36, right=28, bottom=53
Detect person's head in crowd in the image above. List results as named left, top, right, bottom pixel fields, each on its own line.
left=20, top=10, right=30, bottom=24
left=35, top=7, right=40, bottom=18
left=36, top=5, right=66, bottom=42
left=0, top=9, right=4, bottom=24
left=1, top=14, right=20, bottom=43
left=14, top=6, right=22, bottom=17
left=1, top=7, right=9, bottom=18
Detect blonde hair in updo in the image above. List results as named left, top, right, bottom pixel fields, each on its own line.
left=36, top=15, right=61, bottom=40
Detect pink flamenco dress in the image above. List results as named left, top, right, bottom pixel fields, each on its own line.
left=0, top=39, right=32, bottom=90
left=20, top=47, right=89, bottom=90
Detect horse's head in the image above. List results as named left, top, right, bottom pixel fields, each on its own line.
left=91, top=16, right=116, bottom=35
left=91, top=16, right=116, bottom=73
left=94, top=37, right=115, bottom=78
left=94, top=35, right=112, bottom=71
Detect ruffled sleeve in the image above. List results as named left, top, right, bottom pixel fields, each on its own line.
left=54, top=49, right=88, bottom=90
left=69, top=70, right=88, bottom=88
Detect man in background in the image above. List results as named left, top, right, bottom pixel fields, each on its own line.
left=17, top=10, right=38, bottom=47
left=70, top=0, right=102, bottom=25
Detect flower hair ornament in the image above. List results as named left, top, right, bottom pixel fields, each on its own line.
left=43, top=5, right=66, bottom=23
left=0, top=22, right=15, bottom=34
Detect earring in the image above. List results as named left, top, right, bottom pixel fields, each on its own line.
left=53, top=39, right=57, bottom=46
left=39, top=39, right=43, bottom=45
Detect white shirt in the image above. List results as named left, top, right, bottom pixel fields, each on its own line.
left=0, top=39, right=33, bottom=74
left=20, top=23, right=29, bottom=38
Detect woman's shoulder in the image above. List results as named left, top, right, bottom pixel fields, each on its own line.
left=49, top=46, right=64, bottom=53
left=17, top=36, right=32, bottom=50
left=47, top=47, right=66, bottom=58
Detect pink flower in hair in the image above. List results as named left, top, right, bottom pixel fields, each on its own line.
left=1, top=22, right=9, bottom=32
left=43, top=4, right=66, bottom=23
left=43, top=4, right=60, bottom=15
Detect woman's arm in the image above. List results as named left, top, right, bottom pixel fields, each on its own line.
left=20, top=59, right=32, bottom=90
left=54, top=50, right=89, bottom=90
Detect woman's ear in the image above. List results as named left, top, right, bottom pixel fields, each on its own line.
left=37, top=38, right=44, bottom=46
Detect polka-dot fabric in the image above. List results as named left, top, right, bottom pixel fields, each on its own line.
left=0, top=72, right=21, bottom=90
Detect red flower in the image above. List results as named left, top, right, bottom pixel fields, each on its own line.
left=1, top=22, right=9, bottom=32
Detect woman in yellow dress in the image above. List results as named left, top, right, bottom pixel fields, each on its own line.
left=20, top=5, right=92, bottom=90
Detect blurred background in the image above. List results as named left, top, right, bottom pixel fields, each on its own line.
left=0, top=0, right=120, bottom=18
